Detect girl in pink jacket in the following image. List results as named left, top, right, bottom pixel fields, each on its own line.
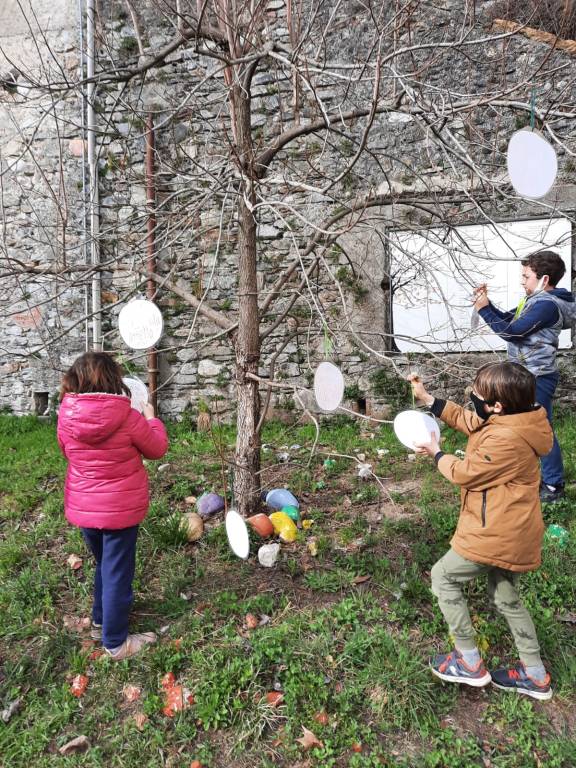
left=57, top=352, right=168, bottom=660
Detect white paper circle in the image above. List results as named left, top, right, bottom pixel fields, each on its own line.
left=118, top=299, right=163, bottom=350
left=314, top=361, right=345, bottom=412
left=393, top=410, right=440, bottom=452
left=506, top=129, right=557, bottom=199
left=122, top=377, right=148, bottom=413
left=225, top=509, right=250, bottom=559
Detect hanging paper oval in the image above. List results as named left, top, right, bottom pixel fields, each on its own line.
left=314, top=361, right=345, bottom=412
left=225, top=509, right=250, bottom=559
left=393, top=410, right=440, bottom=452
left=118, top=299, right=163, bottom=350
left=506, top=129, right=557, bottom=199
left=122, top=377, right=149, bottom=412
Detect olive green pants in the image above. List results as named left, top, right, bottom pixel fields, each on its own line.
left=431, top=548, right=543, bottom=667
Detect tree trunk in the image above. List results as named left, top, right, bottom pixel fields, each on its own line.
left=233, top=83, right=261, bottom=517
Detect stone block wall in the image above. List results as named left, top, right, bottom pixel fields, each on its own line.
left=1, top=0, right=575, bottom=418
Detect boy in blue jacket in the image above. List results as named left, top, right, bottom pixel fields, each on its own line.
left=474, top=250, right=575, bottom=502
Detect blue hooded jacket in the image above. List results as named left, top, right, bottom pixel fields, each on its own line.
left=478, top=288, right=576, bottom=376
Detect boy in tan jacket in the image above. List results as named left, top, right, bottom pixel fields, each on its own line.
left=410, top=362, right=554, bottom=700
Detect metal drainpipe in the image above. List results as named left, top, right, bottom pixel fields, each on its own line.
left=77, top=0, right=90, bottom=351
left=86, top=0, right=101, bottom=350
left=145, top=114, right=159, bottom=413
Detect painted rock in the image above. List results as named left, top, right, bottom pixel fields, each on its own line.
left=281, top=505, right=300, bottom=523
left=247, top=514, right=274, bottom=538
left=265, top=488, right=299, bottom=510
left=181, top=512, right=204, bottom=542
left=258, top=543, right=280, bottom=567
left=197, top=492, right=225, bottom=518
left=269, top=512, right=298, bottom=543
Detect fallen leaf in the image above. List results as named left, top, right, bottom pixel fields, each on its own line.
left=313, top=710, right=329, bottom=726
left=133, top=712, right=148, bottom=731
left=307, top=539, right=318, bottom=557
left=265, top=691, right=284, bottom=707
left=88, top=648, right=104, bottom=661
left=70, top=675, right=89, bottom=698
left=122, top=684, right=142, bottom=703
left=58, top=735, right=90, bottom=755
left=162, top=686, right=184, bottom=717
left=244, top=613, right=259, bottom=630
left=296, top=725, right=324, bottom=751
left=302, top=519, right=313, bottom=530
left=63, top=615, right=91, bottom=632
left=67, top=554, right=83, bottom=570
left=352, top=574, right=371, bottom=584
left=161, top=672, right=176, bottom=690
left=352, top=742, right=362, bottom=753
left=173, top=637, right=183, bottom=649
left=161, top=673, right=195, bottom=717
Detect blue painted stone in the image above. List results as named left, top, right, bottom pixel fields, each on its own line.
left=197, top=492, right=225, bottom=518
left=265, top=488, right=299, bottom=510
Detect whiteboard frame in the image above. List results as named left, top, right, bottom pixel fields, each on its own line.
left=389, top=217, right=573, bottom=354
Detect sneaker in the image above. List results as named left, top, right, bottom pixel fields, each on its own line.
left=491, top=663, right=553, bottom=701
left=429, top=649, right=492, bottom=688
left=90, top=622, right=102, bottom=641
left=540, top=484, right=565, bottom=503
left=105, top=632, right=157, bottom=661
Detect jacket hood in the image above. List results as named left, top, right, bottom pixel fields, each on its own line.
left=60, top=393, right=131, bottom=444
left=546, top=288, right=576, bottom=329
left=487, top=406, right=552, bottom=457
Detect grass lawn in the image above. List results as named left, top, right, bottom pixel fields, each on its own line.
left=0, top=410, right=575, bottom=767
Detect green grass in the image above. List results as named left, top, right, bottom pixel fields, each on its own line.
left=0, top=413, right=575, bottom=766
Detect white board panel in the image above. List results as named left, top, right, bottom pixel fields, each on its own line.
left=390, top=218, right=572, bottom=353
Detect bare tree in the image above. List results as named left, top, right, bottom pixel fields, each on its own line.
left=1, top=0, right=575, bottom=514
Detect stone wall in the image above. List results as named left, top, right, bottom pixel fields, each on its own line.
left=1, top=0, right=575, bottom=419
left=0, top=0, right=86, bottom=412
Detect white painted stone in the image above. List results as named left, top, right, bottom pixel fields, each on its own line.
left=258, top=543, right=280, bottom=568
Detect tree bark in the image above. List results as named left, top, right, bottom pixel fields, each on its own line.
left=232, top=82, right=261, bottom=517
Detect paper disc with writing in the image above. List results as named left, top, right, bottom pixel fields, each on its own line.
left=118, top=299, right=163, bottom=350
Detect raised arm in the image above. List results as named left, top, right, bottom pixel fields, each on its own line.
left=430, top=399, right=485, bottom=436
left=478, top=301, right=558, bottom=342
left=130, top=411, right=169, bottom=459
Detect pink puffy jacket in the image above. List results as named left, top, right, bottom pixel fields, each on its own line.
left=57, top=393, right=169, bottom=530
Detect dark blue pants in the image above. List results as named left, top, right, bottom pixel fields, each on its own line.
left=536, top=373, right=564, bottom=488
left=81, top=525, right=139, bottom=649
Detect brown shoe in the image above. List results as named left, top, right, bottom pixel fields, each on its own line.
left=105, top=632, right=157, bottom=660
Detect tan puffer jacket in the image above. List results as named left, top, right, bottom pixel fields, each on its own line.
left=435, top=401, right=553, bottom=572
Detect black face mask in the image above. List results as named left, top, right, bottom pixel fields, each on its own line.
left=470, top=392, right=492, bottom=421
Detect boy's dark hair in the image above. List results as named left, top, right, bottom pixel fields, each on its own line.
left=473, top=362, right=535, bottom=415
left=521, top=250, right=566, bottom=287
left=61, top=352, right=130, bottom=399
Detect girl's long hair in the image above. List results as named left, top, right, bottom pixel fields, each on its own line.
left=60, top=352, right=130, bottom=399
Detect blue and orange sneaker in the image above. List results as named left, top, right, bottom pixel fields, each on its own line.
left=491, top=664, right=553, bottom=701
left=429, top=649, right=491, bottom=688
